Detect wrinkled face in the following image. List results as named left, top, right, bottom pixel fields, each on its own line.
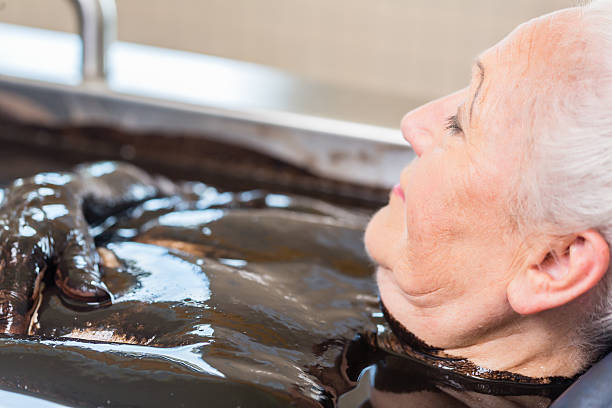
left=365, top=9, right=581, bottom=348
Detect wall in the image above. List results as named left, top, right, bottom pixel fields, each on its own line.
left=0, top=0, right=576, bottom=109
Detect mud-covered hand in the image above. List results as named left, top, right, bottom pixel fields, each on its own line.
left=0, top=162, right=166, bottom=334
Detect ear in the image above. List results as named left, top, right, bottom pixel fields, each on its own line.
left=508, top=229, right=610, bottom=315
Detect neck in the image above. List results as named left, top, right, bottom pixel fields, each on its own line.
left=381, top=301, right=586, bottom=379
left=444, top=310, right=587, bottom=378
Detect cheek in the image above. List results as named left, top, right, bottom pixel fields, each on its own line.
left=404, top=146, right=510, bottom=245
left=403, top=162, right=462, bottom=246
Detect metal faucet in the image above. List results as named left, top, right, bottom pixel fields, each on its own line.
left=69, top=0, right=117, bottom=83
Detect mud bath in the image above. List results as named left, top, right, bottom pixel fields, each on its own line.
left=0, top=163, right=573, bottom=407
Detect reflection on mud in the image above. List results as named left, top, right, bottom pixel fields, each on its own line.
left=0, top=167, right=572, bottom=407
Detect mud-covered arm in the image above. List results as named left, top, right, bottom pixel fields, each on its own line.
left=0, top=162, right=168, bottom=334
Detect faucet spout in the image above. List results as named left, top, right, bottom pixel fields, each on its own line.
left=69, top=0, right=117, bottom=83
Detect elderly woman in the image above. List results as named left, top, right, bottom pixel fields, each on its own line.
left=0, top=0, right=611, bottom=403
left=366, top=0, right=612, bottom=379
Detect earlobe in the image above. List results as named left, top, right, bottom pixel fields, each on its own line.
left=508, top=229, right=610, bottom=315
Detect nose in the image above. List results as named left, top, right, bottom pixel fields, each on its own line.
left=400, top=88, right=468, bottom=157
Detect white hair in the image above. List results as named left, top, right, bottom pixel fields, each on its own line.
left=518, top=0, right=612, bottom=364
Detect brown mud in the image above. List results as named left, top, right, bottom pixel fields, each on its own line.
left=0, top=160, right=573, bottom=407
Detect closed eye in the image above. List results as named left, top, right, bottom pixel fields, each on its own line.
left=445, top=114, right=463, bottom=136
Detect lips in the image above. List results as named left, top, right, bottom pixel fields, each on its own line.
left=392, top=184, right=405, bottom=201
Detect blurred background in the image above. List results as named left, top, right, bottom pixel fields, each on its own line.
left=0, top=0, right=579, bottom=198
left=0, top=0, right=575, bottom=128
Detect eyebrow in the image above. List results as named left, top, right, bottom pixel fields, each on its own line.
left=469, top=60, right=485, bottom=124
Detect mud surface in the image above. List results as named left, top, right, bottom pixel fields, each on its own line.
left=0, top=162, right=573, bottom=407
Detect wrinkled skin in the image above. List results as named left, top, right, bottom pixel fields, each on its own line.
left=0, top=162, right=167, bottom=334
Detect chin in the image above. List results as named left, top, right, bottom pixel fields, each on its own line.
left=376, top=266, right=443, bottom=350
left=363, top=205, right=389, bottom=266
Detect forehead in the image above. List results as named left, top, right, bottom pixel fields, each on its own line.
left=472, top=8, right=585, bottom=131
left=483, top=8, right=584, bottom=84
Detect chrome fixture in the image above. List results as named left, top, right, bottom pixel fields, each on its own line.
left=70, top=0, right=117, bottom=83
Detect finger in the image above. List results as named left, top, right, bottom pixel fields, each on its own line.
left=55, top=230, right=112, bottom=303
left=0, top=241, right=46, bottom=335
